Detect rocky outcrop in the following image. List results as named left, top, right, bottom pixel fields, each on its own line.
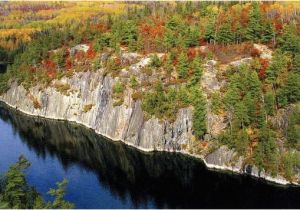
left=0, top=70, right=193, bottom=152
left=0, top=55, right=296, bottom=186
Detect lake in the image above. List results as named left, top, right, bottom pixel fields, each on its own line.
left=0, top=102, right=300, bottom=208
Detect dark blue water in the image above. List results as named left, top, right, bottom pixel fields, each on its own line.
left=1, top=103, right=300, bottom=209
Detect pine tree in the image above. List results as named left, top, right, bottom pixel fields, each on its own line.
left=177, top=52, right=189, bottom=79
left=3, top=155, right=30, bottom=209
left=246, top=3, right=263, bottom=42
left=287, top=108, right=300, bottom=147
left=283, top=72, right=300, bottom=103
left=293, top=53, right=300, bottom=73
left=191, top=87, right=207, bottom=139
left=254, top=127, right=279, bottom=175
left=47, top=179, right=75, bottom=209
left=262, top=21, right=275, bottom=44
left=235, top=101, right=249, bottom=128
left=163, top=29, right=176, bottom=50
left=217, top=19, right=234, bottom=44
left=205, top=17, right=216, bottom=44
left=264, top=91, right=275, bottom=116
left=189, top=56, right=203, bottom=86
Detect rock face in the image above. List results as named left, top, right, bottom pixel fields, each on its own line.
left=0, top=70, right=193, bottom=152
left=0, top=56, right=296, bottom=186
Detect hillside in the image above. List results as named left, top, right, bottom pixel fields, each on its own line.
left=0, top=1, right=299, bottom=184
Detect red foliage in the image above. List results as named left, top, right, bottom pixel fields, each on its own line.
left=87, top=45, right=96, bottom=59
left=273, top=14, right=283, bottom=33
left=75, top=51, right=85, bottom=61
left=65, top=57, right=72, bottom=70
left=138, top=16, right=165, bottom=52
left=42, top=59, right=56, bottom=79
left=258, top=58, right=269, bottom=80
left=250, top=48, right=261, bottom=57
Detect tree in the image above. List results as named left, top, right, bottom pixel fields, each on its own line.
left=191, top=87, right=207, bottom=139
left=254, top=127, right=279, bottom=176
left=293, top=53, right=300, bottom=74
left=205, top=17, right=216, bottom=44
left=264, top=91, right=275, bottom=116
left=189, top=56, right=203, bottom=86
left=2, top=155, right=31, bottom=209
left=177, top=52, right=189, bottom=79
left=265, top=50, right=289, bottom=89
left=47, top=179, right=74, bottom=209
left=235, top=101, right=249, bottom=128
left=283, top=72, right=300, bottom=103
left=279, top=24, right=300, bottom=54
left=262, top=21, right=275, bottom=44
left=216, top=19, right=234, bottom=44
left=150, top=54, right=161, bottom=68
left=246, top=3, right=263, bottom=42
left=224, top=86, right=240, bottom=133
left=286, top=108, right=300, bottom=147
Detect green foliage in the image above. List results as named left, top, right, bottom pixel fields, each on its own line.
left=246, top=3, right=263, bottom=42
left=216, top=19, right=234, bottom=44
left=113, top=81, right=124, bottom=94
left=189, top=56, right=203, bottom=86
left=0, top=156, right=74, bottom=209
left=149, top=54, right=161, bottom=68
left=177, top=52, right=189, bottom=79
left=286, top=107, right=300, bottom=148
left=2, top=155, right=33, bottom=209
left=283, top=151, right=300, bottom=180
left=129, top=76, right=138, bottom=88
left=264, top=91, right=275, bottom=116
left=191, top=87, right=207, bottom=139
left=279, top=24, right=300, bottom=54
left=266, top=50, right=289, bottom=86
left=95, top=33, right=112, bottom=51
left=47, top=179, right=74, bottom=209
left=254, top=127, right=279, bottom=176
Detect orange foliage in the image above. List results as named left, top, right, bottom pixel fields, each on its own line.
left=65, top=57, right=73, bottom=70
left=42, top=59, right=56, bottom=79
left=87, top=45, right=96, bottom=59
left=139, top=16, right=165, bottom=53
left=258, top=58, right=269, bottom=80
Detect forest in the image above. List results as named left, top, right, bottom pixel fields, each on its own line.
left=0, top=1, right=299, bottom=182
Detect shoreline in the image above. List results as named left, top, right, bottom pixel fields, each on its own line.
left=0, top=99, right=296, bottom=187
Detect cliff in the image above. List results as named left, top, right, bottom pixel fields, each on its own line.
left=0, top=53, right=295, bottom=186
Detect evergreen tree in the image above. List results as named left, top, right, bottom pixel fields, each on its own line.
left=47, top=179, right=75, bottom=209
left=216, top=19, right=234, bottom=44
left=287, top=108, right=300, bottom=147
left=293, top=53, right=300, bottom=73
left=264, top=91, right=275, bottom=116
left=205, top=17, right=216, bottom=44
left=262, top=21, right=275, bottom=44
left=279, top=24, right=300, bottom=54
left=235, top=101, right=249, bottom=128
left=177, top=52, right=189, bottom=79
left=189, top=56, right=203, bottom=86
left=254, top=127, right=279, bottom=175
left=283, top=72, right=300, bottom=103
left=246, top=3, right=263, bottom=42
left=265, top=50, right=289, bottom=88
left=191, top=87, right=207, bottom=139
left=3, top=156, right=31, bottom=209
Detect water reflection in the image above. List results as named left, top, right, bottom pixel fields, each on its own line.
left=1, top=103, right=300, bottom=208
left=0, top=64, right=7, bottom=74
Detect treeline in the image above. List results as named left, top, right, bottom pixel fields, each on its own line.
left=0, top=155, right=74, bottom=209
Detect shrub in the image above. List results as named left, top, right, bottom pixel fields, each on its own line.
left=83, top=104, right=94, bottom=113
